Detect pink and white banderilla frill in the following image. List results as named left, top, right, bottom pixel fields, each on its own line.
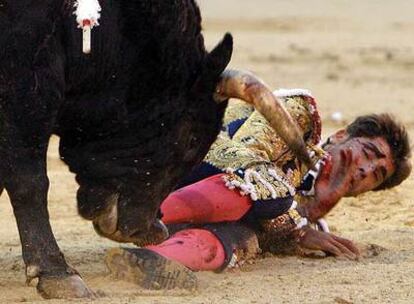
left=74, top=0, right=102, bottom=54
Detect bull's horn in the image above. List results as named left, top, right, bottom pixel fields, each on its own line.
left=214, top=69, right=313, bottom=169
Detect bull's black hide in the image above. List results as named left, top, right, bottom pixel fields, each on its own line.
left=0, top=0, right=232, bottom=297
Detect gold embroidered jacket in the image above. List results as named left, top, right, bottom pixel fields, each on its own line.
left=204, top=90, right=324, bottom=202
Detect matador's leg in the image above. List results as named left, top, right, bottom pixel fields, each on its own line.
left=161, top=174, right=252, bottom=224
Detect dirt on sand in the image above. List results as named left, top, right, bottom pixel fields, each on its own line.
left=1, top=1, right=414, bottom=303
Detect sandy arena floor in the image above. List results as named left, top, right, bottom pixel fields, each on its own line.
left=1, top=1, right=414, bottom=303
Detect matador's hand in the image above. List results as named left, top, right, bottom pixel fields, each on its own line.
left=296, top=227, right=360, bottom=260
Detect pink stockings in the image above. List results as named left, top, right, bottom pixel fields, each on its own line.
left=145, top=174, right=251, bottom=271
left=147, top=229, right=226, bottom=271
left=160, top=174, right=251, bottom=224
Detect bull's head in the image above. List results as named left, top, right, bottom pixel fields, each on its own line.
left=79, top=34, right=312, bottom=246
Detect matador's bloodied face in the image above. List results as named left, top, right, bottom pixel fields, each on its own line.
left=322, top=129, right=395, bottom=197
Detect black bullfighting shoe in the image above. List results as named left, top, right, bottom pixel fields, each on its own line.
left=105, top=248, right=198, bottom=291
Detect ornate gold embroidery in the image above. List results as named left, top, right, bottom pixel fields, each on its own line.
left=221, top=99, right=254, bottom=127
left=257, top=214, right=299, bottom=255
left=205, top=94, right=324, bottom=201
left=287, top=208, right=304, bottom=227
left=205, top=134, right=268, bottom=171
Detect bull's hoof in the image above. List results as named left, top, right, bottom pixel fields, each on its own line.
left=106, top=248, right=198, bottom=291
left=132, top=219, right=170, bottom=247
left=94, top=218, right=169, bottom=247
left=37, top=274, right=94, bottom=299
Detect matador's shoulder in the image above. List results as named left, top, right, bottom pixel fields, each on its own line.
left=205, top=89, right=326, bottom=202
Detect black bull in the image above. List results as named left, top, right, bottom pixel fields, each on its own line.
left=0, top=0, right=309, bottom=299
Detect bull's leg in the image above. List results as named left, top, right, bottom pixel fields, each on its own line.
left=4, top=151, right=92, bottom=299
left=0, top=9, right=92, bottom=298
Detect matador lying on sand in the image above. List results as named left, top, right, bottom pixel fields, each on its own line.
left=105, top=90, right=411, bottom=290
